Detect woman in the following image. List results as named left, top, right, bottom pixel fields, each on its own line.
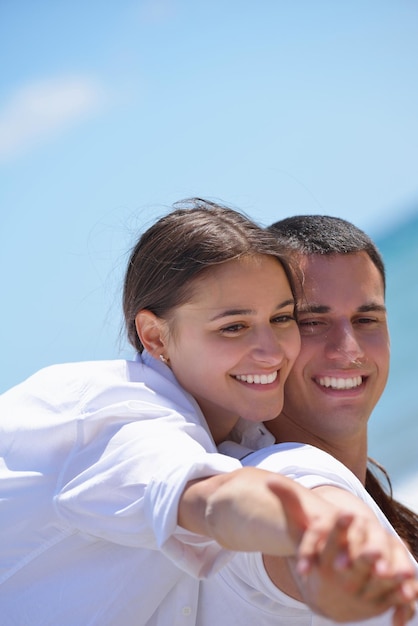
left=0, top=198, right=415, bottom=625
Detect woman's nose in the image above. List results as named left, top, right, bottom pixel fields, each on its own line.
left=251, top=327, right=286, bottom=365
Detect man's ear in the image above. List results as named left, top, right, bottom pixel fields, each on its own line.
left=135, top=310, right=166, bottom=357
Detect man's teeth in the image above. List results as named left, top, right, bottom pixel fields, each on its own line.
left=235, top=372, right=278, bottom=385
left=318, top=376, right=363, bottom=390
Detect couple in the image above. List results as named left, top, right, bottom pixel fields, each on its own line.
left=0, top=198, right=416, bottom=625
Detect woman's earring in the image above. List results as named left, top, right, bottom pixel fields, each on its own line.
left=159, top=354, right=168, bottom=364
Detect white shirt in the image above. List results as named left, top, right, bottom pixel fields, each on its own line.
left=198, top=441, right=418, bottom=626
left=2, top=358, right=414, bottom=626
left=0, top=352, right=241, bottom=625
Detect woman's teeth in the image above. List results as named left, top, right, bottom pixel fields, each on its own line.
left=235, top=371, right=278, bottom=384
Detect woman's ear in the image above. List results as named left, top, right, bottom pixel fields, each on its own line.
left=135, top=310, right=166, bottom=357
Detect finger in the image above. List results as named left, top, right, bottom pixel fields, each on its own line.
left=385, top=539, right=417, bottom=581
left=298, top=513, right=373, bottom=580
left=327, top=513, right=353, bottom=562
left=266, top=476, right=311, bottom=539
left=362, top=579, right=417, bottom=618
left=294, top=513, right=350, bottom=575
left=266, top=477, right=324, bottom=570
left=392, top=601, right=416, bottom=626
left=319, top=513, right=366, bottom=574
left=345, top=517, right=390, bottom=568
left=321, top=516, right=388, bottom=596
left=326, top=515, right=376, bottom=570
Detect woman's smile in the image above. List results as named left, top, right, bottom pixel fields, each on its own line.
left=234, top=371, right=278, bottom=385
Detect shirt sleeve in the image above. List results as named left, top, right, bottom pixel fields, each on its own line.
left=53, top=398, right=241, bottom=577
left=241, top=442, right=366, bottom=493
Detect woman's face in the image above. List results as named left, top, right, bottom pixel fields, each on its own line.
left=163, top=255, right=301, bottom=443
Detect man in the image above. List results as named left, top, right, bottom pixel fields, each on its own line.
left=198, top=215, right=418, bottom=625
left=266, top=214, right=388, bottom=481
left=265, top=214, right=417, bottom=555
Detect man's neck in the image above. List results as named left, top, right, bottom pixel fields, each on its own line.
left=265, top=416, right=368, bottom=485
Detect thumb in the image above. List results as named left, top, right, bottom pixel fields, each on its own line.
left=392, top=602, right=416, bottom=626
left=266, top=476, right=311, bottom=542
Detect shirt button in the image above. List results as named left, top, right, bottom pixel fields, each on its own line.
left=182, top=606, right=192, bottom=616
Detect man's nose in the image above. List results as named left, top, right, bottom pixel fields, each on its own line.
left=324, top=322, right=365, bottom=363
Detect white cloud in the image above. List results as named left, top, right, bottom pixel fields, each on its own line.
left=0, top=76, right=104, bottom=162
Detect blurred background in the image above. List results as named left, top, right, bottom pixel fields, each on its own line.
left=1, top=1, right=417, bottom=507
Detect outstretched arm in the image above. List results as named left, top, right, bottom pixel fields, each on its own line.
left=178, top=467, right=311, bottom=555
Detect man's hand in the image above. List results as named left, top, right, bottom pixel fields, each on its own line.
left=294, top=512, right=418, bottom=625
left=179, top=467, right=417, bottom=624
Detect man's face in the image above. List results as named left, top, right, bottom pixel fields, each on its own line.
left=281, top=252, right=390, bottom=442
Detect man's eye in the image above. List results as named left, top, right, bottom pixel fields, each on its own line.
left=356, top=317, right=377, bottom=325
left=298, top=319, right=324, bottom=333
left=298, top=319, right=321, bottom=327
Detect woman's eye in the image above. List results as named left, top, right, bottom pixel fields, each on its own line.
left=220, top=323, right=245, bottom=334
left=272, top=314, right=296, bottom=324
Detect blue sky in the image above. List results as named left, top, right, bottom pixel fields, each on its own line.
left=1, top=0, right=418, bottom=392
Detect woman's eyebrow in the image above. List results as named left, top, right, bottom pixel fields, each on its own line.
left=209, top=299, right=295, bottom=322
left=209, top=308, right=254, bottom=321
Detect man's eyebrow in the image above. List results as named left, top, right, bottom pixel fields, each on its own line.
left=297, top=303, right=387, bottom=314
left=297, top=304, right=329, bottom=314
left=209, top=298, right=295, bottom=322
left=357, top=303, right=387, bottom=313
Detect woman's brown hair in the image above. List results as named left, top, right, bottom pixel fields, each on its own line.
left=123, top=198, right=295, bottom=352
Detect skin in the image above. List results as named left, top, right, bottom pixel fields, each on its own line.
left=264, top=484, right=417, bottom=624
left=267, top=251, right=390, bottom=482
